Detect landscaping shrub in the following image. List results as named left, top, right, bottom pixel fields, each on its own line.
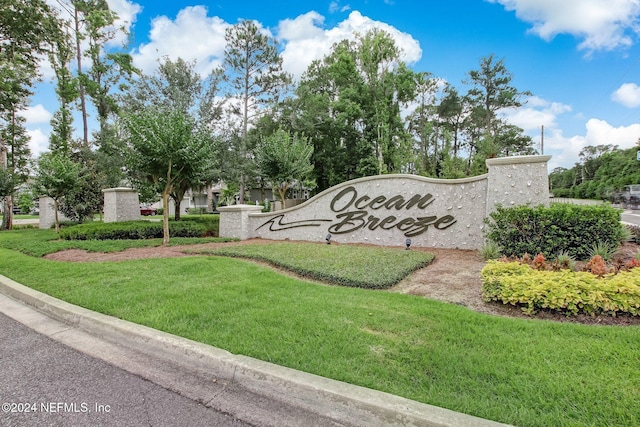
left=60, top=220, right=208, bottom=240
left=187, top=207, right=207, bottom=214
left=485, top=203, right=624, bottom=260
left=482, top=260, right=640, bottom=316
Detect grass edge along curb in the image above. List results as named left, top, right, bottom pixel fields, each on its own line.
left=203, top=243, right=435, bottom=289
left=481, top=260, right=640, bottom=316
left=0, top=273, right=510, bottom=427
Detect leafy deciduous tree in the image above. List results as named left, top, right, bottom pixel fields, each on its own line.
left=34, top=152, right=81, bottom=232
left=255, top=129, right=314, bottom=206
left=122, top=108, right=213, bottom=244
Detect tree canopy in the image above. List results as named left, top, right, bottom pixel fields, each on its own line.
left=121, top=107, right=214, bottom=244
left=255, top=129, right=314, bottom=206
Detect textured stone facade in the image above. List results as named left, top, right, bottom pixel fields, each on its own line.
left=219, top=155, right=551, bottom=250
left=38, top=196, right=69, bottom=230
left=218, top=205, right=264, bottom=240
left=102, top=188, right=141, bottom=223
left=485, top=155, right=551, bottom=212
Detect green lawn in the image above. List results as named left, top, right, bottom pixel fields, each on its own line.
left=0, top=228, right=230, bottom=257
left=198, top=242, right=434, bottom=288
left=0, top=230, right=638, bottom=426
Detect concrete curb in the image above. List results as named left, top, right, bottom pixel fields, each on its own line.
left=0, top=274, right=510, bottom=427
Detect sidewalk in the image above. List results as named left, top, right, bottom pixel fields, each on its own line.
left=0, top=273, right=510, bottom=427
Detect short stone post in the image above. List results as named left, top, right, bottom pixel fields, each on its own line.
left=39, top=196, right=69, bottom=230
left=485, top=155, right=551, bottom=215
left=218, top=204, right=264, bottom=240
left=102, top=187, right=141, bottom=223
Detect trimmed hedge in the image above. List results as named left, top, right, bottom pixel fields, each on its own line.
left=60, top=220, right=208, bottom=240
left=482, top=260, right=640, bottom=316
left=485, top=203, right=624, bottom=260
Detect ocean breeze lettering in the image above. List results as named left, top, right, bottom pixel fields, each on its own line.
left=327, top=186, right=456, bottom=237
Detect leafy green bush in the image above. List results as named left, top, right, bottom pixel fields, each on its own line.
left=60, top=220, right=208, bottom=240
left=187, top=207, right=207, bottom=214
left=482, top=260, right=640, bottom=316
left=485, top=203, right=623, bottom=260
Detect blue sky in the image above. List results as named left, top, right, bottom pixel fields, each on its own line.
left=26, top=0, right=640, bottom=171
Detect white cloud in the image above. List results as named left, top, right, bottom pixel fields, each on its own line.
left=278, top=11, right=422, bottom=80
left=131, top=6, right=229, bottom=76
left=545, top=118, right=640, bottom=169
left=106, top=0, right=142, bottom=47
left=329, top=2, right=351, bottom=13
left=488, top=0, right=640, bottom=52
left=131, top=8, right=422, bottom=82
left=501, top=96, right=572, bottom=131
left=27, top=129, right=50, bottom=158
left=612, top=82, right=640, bottom=107
left=19, top=104, right=52, bottom=124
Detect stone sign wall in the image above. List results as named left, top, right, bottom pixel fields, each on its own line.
left=219, top=155, right=551, bottom=250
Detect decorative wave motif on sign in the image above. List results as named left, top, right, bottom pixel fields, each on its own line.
left=256, top=214, right=332, bottom=232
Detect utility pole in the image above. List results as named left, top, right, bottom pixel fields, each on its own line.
left=540, top=125, right=544, bottom=155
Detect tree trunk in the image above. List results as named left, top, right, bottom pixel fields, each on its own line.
left=206, top=185, right=214, bottom=213
left=54, top=199, right=60, bottom=233
left=278, top=186, right=287, bottom=210
left=0, top=144, right=12, bottom=231
left=174, top=198, right=182, bottom=221
left=162, top=190, right=170, bottom=245
left=75, top=6, right=89, bottom=148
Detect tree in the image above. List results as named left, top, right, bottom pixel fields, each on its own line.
left=255, top=129, right=314, bottom=206
left=356, top=29, right=416, bottom=175
left=1, top=0, right=57, bottom=229
left=123, top=57, right=224, bottom=219
left=407, top=72, right=440, bottom=176
left=224, top=19, right=291, bottom=202
left=18, top=192, right=33, bottom=214
left=121, top=108, right=213, bottom=244
left=57, top=148, right=108, bottom=222
left=54, top=0, right=136, bottom=148
left=466, top=54, right=530, bottom=137
left=294, top=29, right=416, bottom=189
left=34, top=152, right=81, bottom=233
left=47, top=20, right=77, bottom=154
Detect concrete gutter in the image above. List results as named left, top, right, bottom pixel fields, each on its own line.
left=0, top=274, right=510, bottom=427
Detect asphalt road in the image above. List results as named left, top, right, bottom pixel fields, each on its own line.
left=0, top=311, right=250, bottom=427
left=0, top=292, right=353, bottom=427
left=621, top=209, right=640, bottom=226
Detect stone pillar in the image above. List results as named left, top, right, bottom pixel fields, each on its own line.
left=39, top=196, right=69, bottom=230
left=218, top=204, right=264, bottom=240
left=102, top=187, right=141, bottom=223
left=485, top=155, right=551, bottom=215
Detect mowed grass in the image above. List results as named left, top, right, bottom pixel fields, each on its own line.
left=198, top=242, right=434, bottom=288
left=0, top=228, right=232, bottom=257
left=0, top=231, right=638, bottom=426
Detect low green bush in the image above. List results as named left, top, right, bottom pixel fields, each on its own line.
left=482, top=260, right=640, bottom=316
left=187, top=207, right=207, bottom=214
left=485, top=203, right=624, bottom=260
left=60, top=220, right=208, bottom=240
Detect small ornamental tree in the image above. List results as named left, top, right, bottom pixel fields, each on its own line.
left=34, top=152, right=81, bottom=232
left=255, top=129, right=314, bottom=207
left=122, top=108, right=213, bottom=245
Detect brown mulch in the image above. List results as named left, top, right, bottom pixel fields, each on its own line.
left=43, top=239, right=640, bottom=326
